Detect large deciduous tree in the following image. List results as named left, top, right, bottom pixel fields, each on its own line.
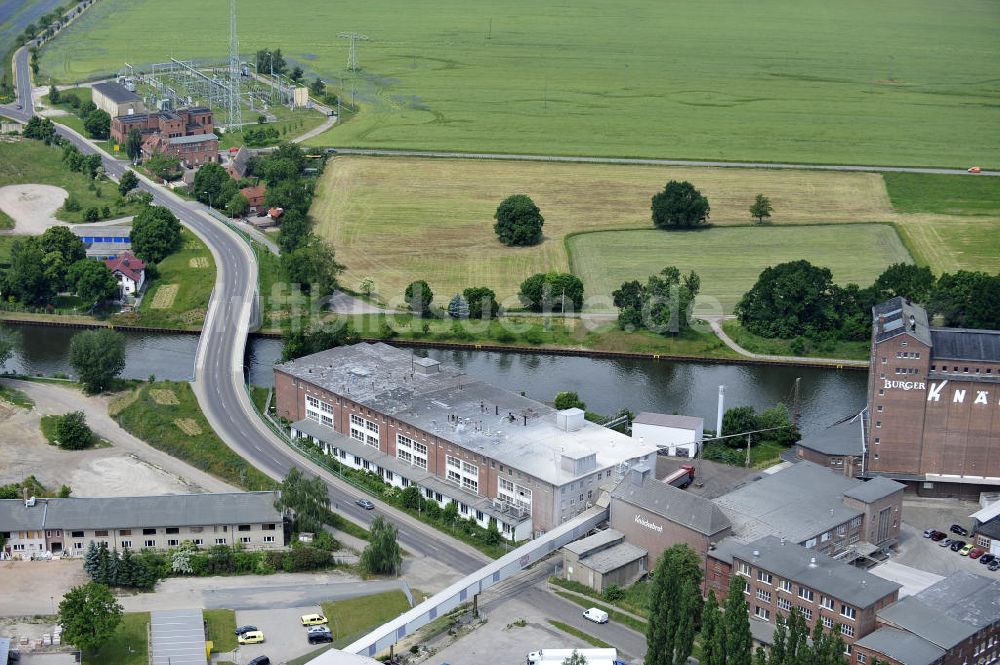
left=69, top=328, right=126, bottom=393
left=872, top=263, right=935, bottom=304
left=929, top=270, right=1000, bottom=330
left=651, top=180, right=710, bottom=229
left=58, top=582, right=123, bottom=653
left=131, top=205, right=181, bottom=263
left=275, top=468, right=330, bottom=534
left=749, top=193, right=773, bottom=224
left=463, top=286, right=499, bottom=319
left=67, top=259, right=118, bottom=305
left=54, top=411, right=93, bottom=450
left=735, top=260, right=839, bottom=338
left=192, top=162, right=230, bottom=208
left=117, top=170, right=139, bottom=197
left=494, top=194, right=544, bottom=246
left=360, top=515, right=401, bottom=576
left=405, top=280, right=434, bottom=316
left=83, top=109, right=111, bottom=140
left=518, top=272, right=584, bottom=312
left=280, top=238, right=344, bottom=296
left=646, top=544, right=702, bottom=665
left=700, top=590, right=726, bottom=665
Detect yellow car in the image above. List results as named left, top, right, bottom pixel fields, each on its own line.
left=237, top=630, right=265, bottom=645
left=300, top=613, right=328, bottom=626
left=959, top=543, right=974, bottom=556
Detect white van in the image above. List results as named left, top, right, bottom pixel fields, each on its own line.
left=582, top=607, right=609, bottom=624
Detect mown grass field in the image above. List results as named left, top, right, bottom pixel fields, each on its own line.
left=569, top=224, right=912, bottom=312
left=883, top=173, right=1000, bottom=216
left=81, top=611, right=149, bottom=665
left=37, top=0, right=999, bottom=167
left=131, top=228, right=216, bottom=329
left=320, top=590, right=411, bottom=647
left=113, top=381, right=276, bottom=491
left=0, top=138, right=143, bottom=224
left=313, top=156, right=895, bottom=305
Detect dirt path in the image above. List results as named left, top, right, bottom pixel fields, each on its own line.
left=705, top=317, right=868, bottom=367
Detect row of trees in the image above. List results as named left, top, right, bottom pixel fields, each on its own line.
left=48, top=87, right=110, bottom=139
left=737, top=260, right=1000, bottom=342
left=613, top=266, right=701, bottom=334
left=0, top=227, right=115, bottom=306
left=646, top=544, right=852, bottom=665
left=403, top=272, right=582, bottom=318
left=83, top=541, right=159, bottom=590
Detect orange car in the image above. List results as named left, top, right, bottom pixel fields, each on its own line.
left=968, top=166, right=982, bottom=173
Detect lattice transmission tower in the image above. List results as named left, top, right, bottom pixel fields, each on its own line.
left=227, top=0, right=243, bottom=129
left=338, top=32, right=369, bottom=71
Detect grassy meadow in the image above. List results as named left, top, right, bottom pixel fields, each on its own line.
left=130, top=228, right=216, bottom=329
left=312, top=156, right=895, bottom=305
left=568, top=224, right=913, bottom=312
left=0, top=138, right=143, bottom=223
left=36, top=0, right=999, bottom=167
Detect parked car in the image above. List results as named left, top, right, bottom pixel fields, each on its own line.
left=238, top=630, right=265, bottom=645
left=247, top=657, right=271, bottom=665
left=939, top=538, right=954, bottom=547
left=582, top=607, right=609, bottom=624
left=308, top=630, right=334, bottom=644
left=301, top=613, right=328, bottom=626
left=931, top=531, right=948, bottom=541
left=970, top=547, right=985, bottom=559
left=950, top=524, right=969, bottom=536
left=307, top=626, right=331, bottom=634
left=234, top=625, right=258, bottom=635
left=923, top=528, right=936, bottom=538
left=950, top=540, right=966, bottom=552
left=959, top=543, right=974, bottom=556
left=979, top=554, right=996, bottom=565
left=989, top=560, right=1000, bottom=572
left=356, top=498, right=375, bottom=510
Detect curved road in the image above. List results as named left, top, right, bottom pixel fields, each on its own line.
left=1, top=45, right=488, bottom=576
left=333, top=148, right=999, bottom=176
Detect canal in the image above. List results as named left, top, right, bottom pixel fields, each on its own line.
left=4, top=323, right=869, bottom=435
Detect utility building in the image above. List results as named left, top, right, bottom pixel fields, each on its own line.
left=92, top=81, right=145, bottom=118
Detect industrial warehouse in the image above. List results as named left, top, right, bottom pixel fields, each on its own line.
left=275, top=342, right=660, bottom=537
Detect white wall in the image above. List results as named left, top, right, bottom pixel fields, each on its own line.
left=632, top=423, right=703, bottom=456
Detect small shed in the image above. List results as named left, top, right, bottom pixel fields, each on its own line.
left=561, top=528, right=647, bottom=592
left=632, top=412, right=704, bottom=457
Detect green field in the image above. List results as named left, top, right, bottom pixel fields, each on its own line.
left=0, top=138, right=144, bottom=224
left=37, top=0, right=999, bottom=167
left=570, top=225, right=912, bottom=312
left=130, top=228, right=216, bottom=329
left=204, top=609, right=237, bottom=653
left=320, top=590, right=411, bottom=647
left=81, top=612, right=149, bottom=665
left=884, top=173, right=1000, bottom=216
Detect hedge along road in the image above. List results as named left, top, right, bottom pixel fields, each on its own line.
left=0, top=47, right=489, bottom=576
left=330, top=148, right=1000, bottom=177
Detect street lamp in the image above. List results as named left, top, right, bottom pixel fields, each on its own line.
left=203, top=190, right=213, bottom=210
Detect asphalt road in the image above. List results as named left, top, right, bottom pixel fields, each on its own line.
left=333, top=148, right=999, bottom=177
left=0, top=46, right=487, bottom=577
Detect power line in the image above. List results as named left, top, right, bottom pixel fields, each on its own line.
left=227, top=0, right=243, bottom=130
left=338, top=32, right=369, bottom=72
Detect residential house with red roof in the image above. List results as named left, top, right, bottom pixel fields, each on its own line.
left=104, top=252, right=146, bottom=299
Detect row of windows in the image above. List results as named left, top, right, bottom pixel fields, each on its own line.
left=68, top=535, right=277, bottom=550
left=741, top=567, right=856, bottom=621
left=933, top=364, right=995, bottom=375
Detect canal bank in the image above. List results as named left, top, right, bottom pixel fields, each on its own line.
left=3, top=322, right=869, bottom=437
left=0, top=315, right=867, bottom=370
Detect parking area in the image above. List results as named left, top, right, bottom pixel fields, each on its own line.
left=229, top=606, right=325, bottom=664
left=893, top=497, right=999, bottom=578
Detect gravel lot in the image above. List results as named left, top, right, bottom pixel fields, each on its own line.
left=0, top=560, right=87, bottom=617
left=0, top=380, right=235, bottom=497
left=0, top=184, right=67, bottom=235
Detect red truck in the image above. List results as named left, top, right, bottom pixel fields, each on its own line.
left=662, top=464, right=695, bottom=489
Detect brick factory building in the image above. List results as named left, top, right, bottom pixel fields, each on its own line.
left=275, top=343, right=659, bottom=538
left=109, top=106, right=218, bottom=168
left=865, top=297, right=1000, bottom=496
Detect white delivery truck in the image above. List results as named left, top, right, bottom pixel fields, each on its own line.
left=526, top=648, right=624, bottom=665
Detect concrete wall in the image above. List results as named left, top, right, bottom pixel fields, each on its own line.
left=633, top=422, right=701, bottom=456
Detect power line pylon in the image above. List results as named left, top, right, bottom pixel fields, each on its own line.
left=338, top=32, right=369, bottom=71
left=227, top=0, right=243, bottom=130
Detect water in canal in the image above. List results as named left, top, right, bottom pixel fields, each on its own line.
left=5, top=323, right=868, bottom=436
